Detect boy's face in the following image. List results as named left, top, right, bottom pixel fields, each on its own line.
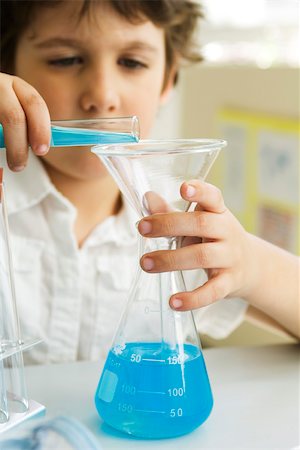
left=14, top=1, right=174, bottom=180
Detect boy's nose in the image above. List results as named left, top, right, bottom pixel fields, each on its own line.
left=79, top=70, right=121, bottom=115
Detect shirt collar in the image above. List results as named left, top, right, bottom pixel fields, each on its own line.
left=82, top=198, right=139, bottom=249
left=0, top=150, right=139, bottom=247
left=0, top=150, right=73, bottom=215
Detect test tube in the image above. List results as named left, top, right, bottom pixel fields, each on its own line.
left=0, top=360, right=8, bottom=423
left=0, top=116, right=140, bottom=149
left=0, top=168, right=28, bottom=423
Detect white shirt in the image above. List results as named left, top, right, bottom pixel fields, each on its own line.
left=1, top=151, right=247, bottom=364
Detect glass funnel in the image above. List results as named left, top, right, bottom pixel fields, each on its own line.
left=92, top=139, right=226, bottom=439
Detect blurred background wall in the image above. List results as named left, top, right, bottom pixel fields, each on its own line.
left=152, top=0, right=299, bottom=347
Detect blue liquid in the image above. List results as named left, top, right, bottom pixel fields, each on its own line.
left=0, top=124, right=137, bottom=149
left=95, top=342, right=213, bottom=439
left=50, top=126, right=137, bottom=146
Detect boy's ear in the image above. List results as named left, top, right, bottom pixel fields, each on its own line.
left=160, top=66, right=178, bottom=106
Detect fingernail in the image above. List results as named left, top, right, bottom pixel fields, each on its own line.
left=13, top=165, right=26, bottom=172
left=186, top=184, right=196, bottom=198
left=35, top=144, right=49, bottom=155
left=142, top=257, right=154, bottom=270
left=139, top=220, right=152, bottom=235
left=171, top=298, right=183, bottom=309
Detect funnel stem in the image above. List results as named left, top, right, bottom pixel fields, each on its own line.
left=139, top=234, right=178, bottom=350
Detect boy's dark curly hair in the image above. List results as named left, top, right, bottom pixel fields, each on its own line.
left=0, top=0, right=203, bottom=86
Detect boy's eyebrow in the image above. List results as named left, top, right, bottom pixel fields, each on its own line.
left=34, top=38, right=83, bottom=49
left=34, top=37, right=158, bottom=53
left=121, top=41, right=159, bottom=53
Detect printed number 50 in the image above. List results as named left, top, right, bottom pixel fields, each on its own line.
left=130, top=353, right=141, bottom=363
left=170, top=408, right=183, bottom=417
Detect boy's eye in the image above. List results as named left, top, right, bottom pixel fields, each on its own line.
left=118, top=58, right=147, bottom=69
left=48, top=56, right=83, bottom=67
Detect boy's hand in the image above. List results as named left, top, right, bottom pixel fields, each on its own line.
left=138, top=180, right=255, bottom=311
left=0, top=73, right=51, bottom=171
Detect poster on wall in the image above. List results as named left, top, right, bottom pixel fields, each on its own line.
left=220, top=123, right=247, bottom=214
left=215, top=109, right=299, bottom=254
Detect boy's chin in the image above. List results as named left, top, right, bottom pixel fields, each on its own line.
left=41, top=150, right=108, bottom=181
left=65, top=160, right=108, bottom=181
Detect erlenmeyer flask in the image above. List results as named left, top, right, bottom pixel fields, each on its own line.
left=92, top=139, right=226, bottom=439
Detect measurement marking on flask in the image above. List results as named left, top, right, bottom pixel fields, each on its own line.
left=137, top=390, right=166, bottom=395
left=135, top=409, right=166, bottom=414
left=141, top=358, right=166, bottom=362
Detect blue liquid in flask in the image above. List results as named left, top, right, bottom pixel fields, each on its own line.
left=95, top=342, right=213, bottom=439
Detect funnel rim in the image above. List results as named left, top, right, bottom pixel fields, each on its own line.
left=92, top=138, right=226, bottom=156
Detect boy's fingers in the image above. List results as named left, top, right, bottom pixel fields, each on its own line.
left=0, top=88, right=28, bottom=171
left=13, top=77, right=51, bottom=156
left=140, top=242, right=231, bottom=272
left=169, top=272, right=232, bottom=311
left=0, top=77, right=51, bottom=171
left=143, top=191, right=173, bottom=214
left=180, top=180, right=226, bottom=213
left=138, top=210, right=227, bottom=240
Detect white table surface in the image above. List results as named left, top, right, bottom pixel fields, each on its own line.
left=24, top=344, right=299, bottom=449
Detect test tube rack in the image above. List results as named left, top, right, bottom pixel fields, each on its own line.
left=0, top=167, right=45, bottom=433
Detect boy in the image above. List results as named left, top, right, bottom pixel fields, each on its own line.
left=0, top=0, right=298, bottom=363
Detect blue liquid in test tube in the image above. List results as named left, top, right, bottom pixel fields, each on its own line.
left=50, top=126, right=138, bottom=146
left=0, top=118, right=139, bottom=149
left=95, top=342, right=213, bottom=439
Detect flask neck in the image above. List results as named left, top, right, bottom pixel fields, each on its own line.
left=139, top=235, right=177, bottom=256
left=113, top=232, right=202, bottom=351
